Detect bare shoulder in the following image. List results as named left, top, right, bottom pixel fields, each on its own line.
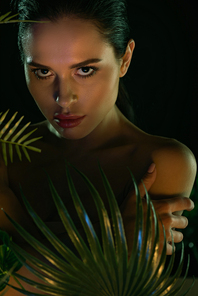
left=149, top=136, right=197, bottom=197
left=117, top=122, right=196, bottom=198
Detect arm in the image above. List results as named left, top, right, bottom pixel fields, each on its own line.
left=150, top=141, right=196, bottom=254
left=120, top=141, right=196, bottom=256
left=150, top=140, right=196, bottom=200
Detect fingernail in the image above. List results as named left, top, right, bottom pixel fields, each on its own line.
left=147, top=163, right=155, bottom=173
left=190, top=200, right=195, bottom=210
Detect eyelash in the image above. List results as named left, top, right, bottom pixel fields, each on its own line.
left=30, top=66, right=98, bottom=80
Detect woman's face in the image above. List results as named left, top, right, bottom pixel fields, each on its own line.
left=23, top=17, right=131, bottom=140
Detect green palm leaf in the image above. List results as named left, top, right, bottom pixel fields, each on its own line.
left=0, top=11, right=49, bottom=24
left=68, top=163, right=124, bottom=294
left=1, top=163, right=195, bottom=295
left=0, top=110, right=42, bottom=166
left=65, top=164, right=119, bottom=292
left=0, top=231, right=23, bottom=293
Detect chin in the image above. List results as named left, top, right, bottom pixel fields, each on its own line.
left=60, top=130, right=90, bottom=140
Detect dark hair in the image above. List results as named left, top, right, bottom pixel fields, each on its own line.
left=10, top=0, right=134, bottom=121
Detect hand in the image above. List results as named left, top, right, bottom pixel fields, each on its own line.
left=151, top=196, right=194, bottom=255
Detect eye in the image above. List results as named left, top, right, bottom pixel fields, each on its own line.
left=76, top=67, right=98, bottom=78
left=31, top=68, right=53, bottom=80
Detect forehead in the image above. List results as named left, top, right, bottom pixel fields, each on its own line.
left=23, top=17, right=113, bottom=63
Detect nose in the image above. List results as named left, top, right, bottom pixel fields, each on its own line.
left=54, top=79, right=78, bottom=109
left=55, top=94, right=78, bottom=108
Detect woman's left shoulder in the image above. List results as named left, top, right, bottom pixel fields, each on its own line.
left=152, top=137, right=196, bottom=172
left=149, top=136, right=197, bottom=197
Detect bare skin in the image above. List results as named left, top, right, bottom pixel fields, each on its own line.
left=0, top=16, right=196, bottom=294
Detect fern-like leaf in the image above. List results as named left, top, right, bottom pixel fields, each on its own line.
left=0, top=11, right=49, bottom=24
left=0, top=110, right=42, bottom=166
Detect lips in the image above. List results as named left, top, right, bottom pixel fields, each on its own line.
left=54, top=113, right=85, bottom=120
left=54, top=113, right=86, bottom=128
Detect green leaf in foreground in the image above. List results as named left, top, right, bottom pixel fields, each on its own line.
left=1, top=164, right=195, bottom=295
left=0, top=231, right=22, bottom=292
left=0, top=110, right=42, bottom=165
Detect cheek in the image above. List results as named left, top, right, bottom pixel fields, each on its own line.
left=85, top=66, right=119, bottom=110
left=24, top=72, right=55, bottom=118
left=100, top=65, right=120, bottom=99
left=25, top=66, right=52, bottom=106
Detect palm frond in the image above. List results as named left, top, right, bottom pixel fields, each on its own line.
left=0, top=11, right=49, bottom=24
left=1, top=163, right=195, bottom=295
left=0, top=110, right=42, bottom=166
left=0, top=231, right=23, bottom=293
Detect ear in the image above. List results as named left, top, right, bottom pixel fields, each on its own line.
left=119, top=39, right=135, bottom=77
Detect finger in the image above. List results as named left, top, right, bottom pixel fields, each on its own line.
left=166, top=230, right=184, bottom=244
left=160, top=214, right=188, bottom=230
left=166, top=243, right=176, bottom=255
left=171, top=197, right=194, bottom=212
left=173, top=215, right=188, bottom=229
left=138, top=163, right=156, bottom=198
left=165, top=230, right=184, bottom=255
left=158, top=235, right=176, bottom=255
left=152, top=197, right=194, bottom=213
left=184, top=198, right=195, bottom=211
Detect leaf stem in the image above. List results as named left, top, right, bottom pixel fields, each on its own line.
left=0, top=139, right=41, bottom=153
left=11, top=274, right=26, bottom=291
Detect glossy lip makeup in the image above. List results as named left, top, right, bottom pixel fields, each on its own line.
left=54, top=113, right=86, bottom=128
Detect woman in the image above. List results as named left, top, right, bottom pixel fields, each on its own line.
left=0, top=0, right=196, bottom=292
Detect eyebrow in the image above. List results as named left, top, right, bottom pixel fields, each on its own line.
left=27, top=58, right=103, bottom=69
